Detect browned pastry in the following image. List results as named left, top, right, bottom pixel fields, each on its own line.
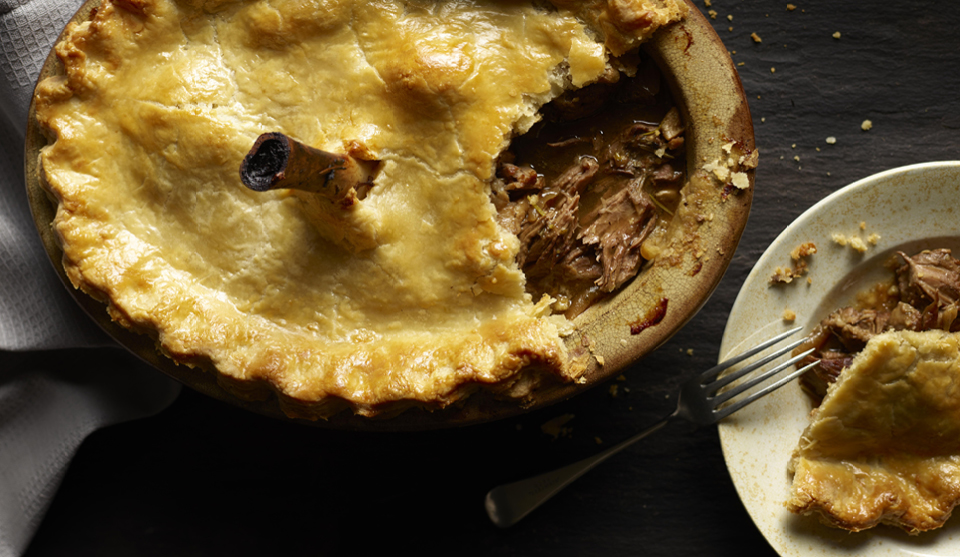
left=788, top=330, right=960, bottom=533
left=34, top=0, right=686, bottom=418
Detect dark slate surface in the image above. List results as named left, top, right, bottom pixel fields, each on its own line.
left=24, top=1, right=960, bottom=556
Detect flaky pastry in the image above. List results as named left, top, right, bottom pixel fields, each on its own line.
left=34, top=0, right=686, bottom=418
left=789, top=330, right=960, bottom=533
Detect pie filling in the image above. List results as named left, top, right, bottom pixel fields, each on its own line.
left=796, top=249, right=960, bottom=402
left=34, top=0, right=687, bottom=418
left=789, top=250, right=960, bottom=533
left=493, top=60, right=686, bottom=318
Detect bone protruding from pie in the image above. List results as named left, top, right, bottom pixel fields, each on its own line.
left=240, top=132, right=382, bottom=252
left=240, top=132, right=381, bottom=202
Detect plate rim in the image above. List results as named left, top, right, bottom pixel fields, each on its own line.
left=719, top=159, right=960, bottom=556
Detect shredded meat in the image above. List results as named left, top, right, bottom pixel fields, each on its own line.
left=797, top=249, right=960, bottom=402
left=578, top=179, right=657, bottom=292
left=822, top=307, right=890, bottom=347
left=515, top=157, right=599, bottom=279
left=490, top=55, right=685, bottom=317
left=897, top=249, right=960, bottom=308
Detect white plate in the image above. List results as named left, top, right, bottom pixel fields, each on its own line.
left=719, top=161, right=960, bottom=556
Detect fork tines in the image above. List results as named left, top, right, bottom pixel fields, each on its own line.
left=704, top=326, right=820, bottom=420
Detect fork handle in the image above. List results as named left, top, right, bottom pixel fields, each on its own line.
left=485, top=410, right=677, bottom=528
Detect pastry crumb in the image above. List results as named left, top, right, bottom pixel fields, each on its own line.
left=786, top=3, right=796, bottom=10
left=849, top=236, right=868, bottom=253
left=833, top=228, right=877, bottom=253
left=832, top=31, right=841, bottom=39
left=861, top=119, right=873, bottom=131
left=583, top=333, right=605, bottom=365
left=609, top=384, right=619, bottom=397
left=617, top=375, right=627, bottom=381
left=731, top=171, right=750, bottom=189
left=740, top=150, right=759, bottom=169
left=771, top=242, right=817, bottom=284
left=751, top=32, right=762, bottom=43
left=541, top=414, right=575, bottom=439
left=702, top=143, right=756, bottom=191
left=686, top=348, right=694, bottom=356
left=783, top=308, right=797, bottom=322
left=703, top=160, right=730, bottom=181
left=826, top=136, right=837, bottom=144
left=708, top=9, right=717, bottom=19
left=791, top=242, right=817, bottom=260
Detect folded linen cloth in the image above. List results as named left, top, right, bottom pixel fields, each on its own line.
left=0, top=0, right=180, bottom=554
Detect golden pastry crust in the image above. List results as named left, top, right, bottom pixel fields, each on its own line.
left=788, top=330, right=960, bottom=533
left=35, top=0, right=684, bottom=418
left=550, top=0, right=688, bottom=56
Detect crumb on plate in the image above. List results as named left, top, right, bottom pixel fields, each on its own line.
left=771, top=242, right=817, bottom=285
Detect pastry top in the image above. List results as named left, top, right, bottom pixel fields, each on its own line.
left=789, top=330, right=960, bottom=533
left=552, top=0, right=689, bottom=56
left=34, top=0, right=685, bottom=418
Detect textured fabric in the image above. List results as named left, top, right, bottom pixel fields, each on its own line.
left=0, top=0, right=105, bottom=350
left=0, top=354, right=178, bottom=557
left=0, top=1, right=181, bottom=555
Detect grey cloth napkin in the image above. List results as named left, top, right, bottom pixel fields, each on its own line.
left=1, top=0, right=181, bottom=554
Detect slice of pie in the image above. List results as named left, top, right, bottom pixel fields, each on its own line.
left=33, top=0, right=687, bottom=419
left=788, top=329, right=960, bottom=533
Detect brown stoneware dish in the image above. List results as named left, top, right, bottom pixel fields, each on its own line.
left=25, top=0, right=754, bottom=430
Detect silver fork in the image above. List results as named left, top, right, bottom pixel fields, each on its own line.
left=484, top=325, right=819, bottom=528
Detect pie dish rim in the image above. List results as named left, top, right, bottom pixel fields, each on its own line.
left=24, top=0, right=754, bottom=430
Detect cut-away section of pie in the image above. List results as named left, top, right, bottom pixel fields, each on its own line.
left=788, top=329, right=960, bottom=533
left=34, top=0, right=690, bottom=419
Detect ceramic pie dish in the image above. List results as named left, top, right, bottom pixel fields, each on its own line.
left=25, top=0, right=754, bottom=430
